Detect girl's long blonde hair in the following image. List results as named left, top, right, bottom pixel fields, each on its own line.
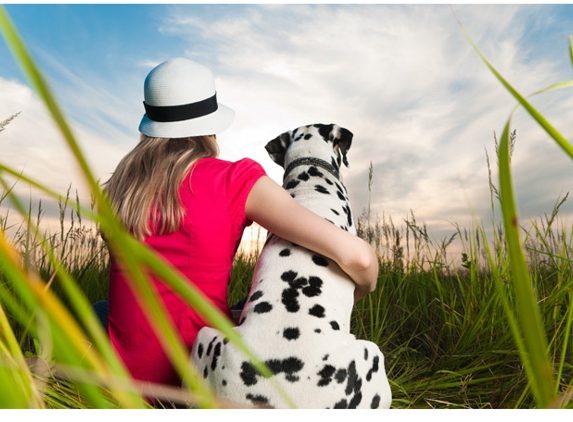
left=104, top=134, right=219, bottom=240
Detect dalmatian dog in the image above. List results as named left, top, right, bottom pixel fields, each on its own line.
left=191, top=123, right=392, bottom=409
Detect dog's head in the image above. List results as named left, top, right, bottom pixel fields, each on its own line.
left=265, top=123, right=353, bottom=171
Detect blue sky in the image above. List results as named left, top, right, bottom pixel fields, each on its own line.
left=1, top=4, right=573, bottom=256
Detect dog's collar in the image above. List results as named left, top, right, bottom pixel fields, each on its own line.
left=283, top=157, right=340, bottom=181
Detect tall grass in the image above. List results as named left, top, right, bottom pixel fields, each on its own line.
left=3, top=162, right=572, bottom=408
left=351, top=148, right=573, bottom=408
left=1, top=6, right=573, bottom=409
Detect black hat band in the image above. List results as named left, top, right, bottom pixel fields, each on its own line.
left=143, top=93, right=218, bottom=123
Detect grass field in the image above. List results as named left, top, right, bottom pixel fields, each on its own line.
left=1, top=183, right=572, bottom=408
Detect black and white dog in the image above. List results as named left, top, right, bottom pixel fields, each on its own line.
left=191, top=124, right=392, bottom=409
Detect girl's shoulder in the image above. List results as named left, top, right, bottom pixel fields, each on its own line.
left=196, top=156, right=266, bottom=177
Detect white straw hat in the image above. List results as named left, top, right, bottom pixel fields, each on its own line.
left=138, top=58, right=234, bottom=138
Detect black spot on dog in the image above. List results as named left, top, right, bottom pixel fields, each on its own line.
left=364, top=348, right=369, bottom=360
left=240, top=361, right=258, bottom=386
left=314, top=185, right=329, bottom=194
left=302, top=276, right=323, bottom=297
left=206, top=337, right=217, bottom=356
left=317, top=364, right=336, bottom=387
left=298, top=172, right=310, bottom=181
left=203, top=365, right=208, bottom=379
left=304, top=133, right=312, bottom=140
left=349, top=389, right=363, bottom=408
left=281, top=270, right=297, bottom=283
left=335, top=367, right=363, bottom=408
left=282, top=288, right=300, bottom=312
left=279, top=248, right=291, bottom=257
left=335, top=368, right=347, bottom=384
left=222, top=379, right=227, bottom=386
left=285, top=180, right=300, bottom=190
left=345, top=361, right=359, bottom=396
left=366, top=356, right=380, bottom=382
left=291, top=276, right=308, bottom=290
left=246, top=394, right=270, bottom=406
left=323, top=354, right=329, bottom=361
left=267, top=357, right=305, bottom=383
left=334, top=399, right=348, bottom=409
left=283, top=327, right=300, bottom=340
left=249, top=291, right=264, bottom=302
left=315, top=328, right=322, bottom=333
left=331, top=155, right=339, bottom=167
left=330, top=321, right=340, bottom=331
left=211, top=342, right=222, bottom=371
left=308, top=166, right=324, bottom=178
left=336, top=182, right=346, bottom=197
left=371, top=394, right=381, bottom=409
left=309, top=304, right=325, bottom=318
left=197, top=343, right=204, bottom=359
left=330, top=208, right=340, bottom=216
left=342, top=205, right=353, bottom=227
left=240, top=357, right=304, bottom=386
left=254, top=301, right=273, bottom=314
left=337, top=190, right=346, bottom=201
left=315, top=123, right=333, bottom=141
left=312, top=255, right=329, bottom=267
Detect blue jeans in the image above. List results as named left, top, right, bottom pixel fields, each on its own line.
left=92, top=300, right=108, bottom=328
left=92, top=298, right=245, bottom=330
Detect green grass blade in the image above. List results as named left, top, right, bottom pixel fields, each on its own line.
left=530, top=80, right=573, bottom=97
left=569, top=35, right=573, bottom=70
left=555, top=290, right=573, bottom=400
left=497, top=120, right=556, bottom=407
left=0, top=302, right=44, bottom=408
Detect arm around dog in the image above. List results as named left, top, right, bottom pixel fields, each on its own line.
left=245, top=176, right=379, bottom=303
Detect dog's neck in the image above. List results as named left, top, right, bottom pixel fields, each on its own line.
left=282, top=136, right=342, bottom=183
left=283, top=157, right=340, bottom=182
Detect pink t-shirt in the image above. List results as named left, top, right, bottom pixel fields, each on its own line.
left=107, top=157, right=266, bottom=387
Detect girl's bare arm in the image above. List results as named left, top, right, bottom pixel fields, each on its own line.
left=245, top=176, right=378, bottom=303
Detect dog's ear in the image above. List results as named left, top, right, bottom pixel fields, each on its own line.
left=264, top=131, right=291, bottom=167
left=332, top=126, right=353, bottom=168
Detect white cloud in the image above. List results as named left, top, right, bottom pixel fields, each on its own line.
left=162, top=4, right=573, bottom=246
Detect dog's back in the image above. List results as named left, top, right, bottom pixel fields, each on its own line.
left=191, top=124, right=391, bottom=408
